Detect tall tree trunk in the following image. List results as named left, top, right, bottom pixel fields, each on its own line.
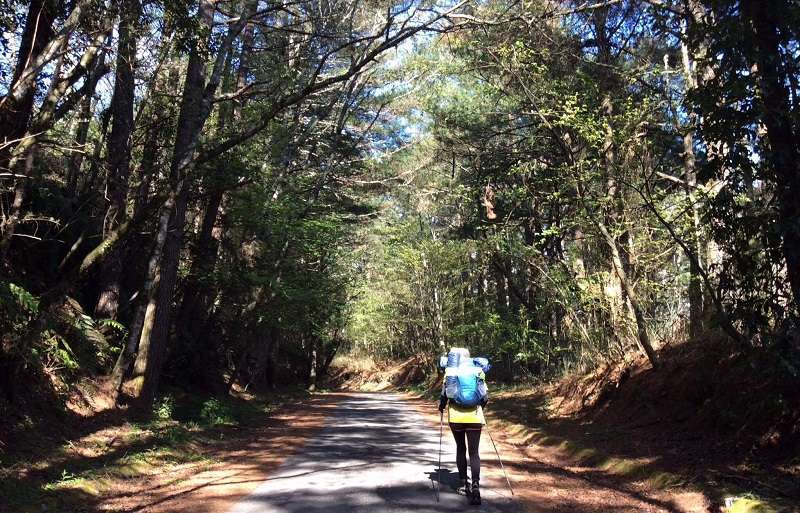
left=679, top=13, right=707, bottom=339
left=137, top=188, right=189, bottom=405
left=600, top=106, right=637, bottom=351
left=591, top=10, right=638, bottom=353
left=111, top=190, right=175, bottom=401
left=95, top=0, right=142, bottom=319
left=682, top=136, right=704, bottom=339
left=132, top=0, right=255, bottom=408
left=742, top=1, right=800, bottom=315
left=177, top=18, right=255, bottom=342
left=130, top=0, right=214, bottom=405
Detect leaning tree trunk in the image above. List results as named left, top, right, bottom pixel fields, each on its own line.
left=111, top=190, right=176, bottom=401
left=597, top=74, right=656, bottom=367
left=132, top=0, right=256, bottom=409
left=136, top=188, right=190, bottom=406
left=597, top=221, right=660, bottom=369
left=0, top=0, right=58, bottom=162
left=130, top=10, right=211, bottom=406
left=0, top=18, right=111, bottom=265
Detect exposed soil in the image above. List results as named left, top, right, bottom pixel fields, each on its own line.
left=327, top=354, right=432, bottom=391
left=100, top=393, right=342, bottom=513
left=482, top=338, right=800, bottom=512
left=1, top=393, right=342, bottom=513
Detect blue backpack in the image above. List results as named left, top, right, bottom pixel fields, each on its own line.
left=440, top=350, right=490, bottom=408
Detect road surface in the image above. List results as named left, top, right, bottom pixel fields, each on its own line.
left=228, top=393, right=519, bottom=513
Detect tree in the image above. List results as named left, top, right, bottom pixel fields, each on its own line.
left=94, top=0, right=142, bottom=319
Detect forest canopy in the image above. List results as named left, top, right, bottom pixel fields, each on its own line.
left=1, top=0, right=799, bottom=412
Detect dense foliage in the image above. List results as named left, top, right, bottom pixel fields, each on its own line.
left=0, top=0, right=465, bottom=408
left=346, top=0, right=800, bottom=379
left=1, top=0, right=799, bottom=412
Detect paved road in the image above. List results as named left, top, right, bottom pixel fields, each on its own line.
left=228, top=393, right=519, bottom=513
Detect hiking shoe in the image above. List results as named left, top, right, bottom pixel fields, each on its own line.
left=459, top=479, right=471, bottom=496
left=469, top=483, right=481, bottom=505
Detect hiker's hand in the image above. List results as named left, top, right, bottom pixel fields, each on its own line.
left=480, top=398, right=488, bottom=408
left=438, top=404, right=445, bottom=413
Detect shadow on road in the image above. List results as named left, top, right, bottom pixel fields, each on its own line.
left=229, top=393, right=518, bottom=513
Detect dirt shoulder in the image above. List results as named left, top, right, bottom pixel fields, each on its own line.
left=2, top=392, right=342, bottom=513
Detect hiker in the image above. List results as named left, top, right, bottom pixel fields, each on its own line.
left=438, top=347, right=488, bottom=505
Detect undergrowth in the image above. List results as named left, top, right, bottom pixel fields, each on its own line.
left=0, top=390, right=305, bottom=513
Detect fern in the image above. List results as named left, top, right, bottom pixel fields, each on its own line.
left=99, top=318, right=128, bottom=336
left=74, top=313, right=95, bottom=333
left=6, top=282, right=40, bottom=313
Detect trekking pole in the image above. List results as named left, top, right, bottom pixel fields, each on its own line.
left=484, top=419, right=514, bottom=496
left=436, top=410, right=443, bottom=502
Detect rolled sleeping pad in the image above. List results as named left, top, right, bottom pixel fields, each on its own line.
left=447, top=347, right=470, bottom=368
left=473, top=357, right=491, bottom=373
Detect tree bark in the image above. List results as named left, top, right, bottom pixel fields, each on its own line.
left=679, top=9, right=708, bottom=340
left=682, top=105, right=704, bottom=339
left=65, top=93, right=94, bottom=197
left=132, top=0, right=254, bottom=408
left=0, top=0, right=58, bottom=162
left=111, top=190, right=176, bottom=401
left=597, top=221, right=660, bottom=369
left=95, top=0, right=142, bottom=319
left=742, top=1, right=800, bottom=315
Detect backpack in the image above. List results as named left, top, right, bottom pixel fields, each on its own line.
left=441, top=349, right=490, bottom=408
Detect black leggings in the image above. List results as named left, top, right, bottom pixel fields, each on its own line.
left=450, top=424, right=481, bottom=483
